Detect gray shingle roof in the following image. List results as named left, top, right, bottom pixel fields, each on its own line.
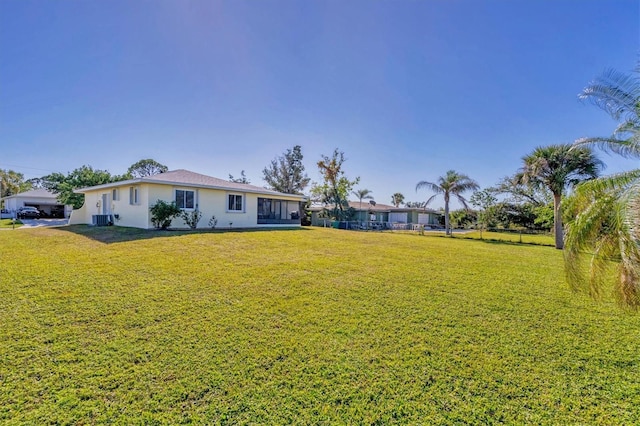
left=76, top=169, right=305, bottom=199
left=1, top=188, right=58, bottom=200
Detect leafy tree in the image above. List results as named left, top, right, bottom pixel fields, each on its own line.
left=470, top=189, right=497, bottom=233
left=311, top=149, right=360, bottom=221
left=229, top=170, right=250, bottom=184
left=404, top=201, right=427, bottom=208
left=450, top=209, right=477, bottom=229
left=416, top=170, right=479, bottom=236
left=491, top=174, right=551, bottom=206
left=565, top=64, right=640, bottom=307
left=43, top=166, right=128, bottom=209
left=150, top=200, right=181, bottom=229
left=127, top=159, right=168, bottom=178
left=0, top=169, right=31, bottom=197
left=391, top=192, right=405, bottom=207
left=517, top=144, right=602, bottom=249
left=26, top=177, right=44, bottom=189
left=352, top=188, right=373, bottom=212
left=262, top=145, right=310, bottom=194
left=533, top=204, right=554, bottom=230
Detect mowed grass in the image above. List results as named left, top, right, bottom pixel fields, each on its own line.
left=0, top=219, right=22, bottom=228
left=1, top=226, right=639, bottom=424
left=450, top=230, right=555, bottom=246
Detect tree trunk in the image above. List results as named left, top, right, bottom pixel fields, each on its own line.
left=444, top=197, right=451, bottom=236
left=553, top=192, right=563, bottom=250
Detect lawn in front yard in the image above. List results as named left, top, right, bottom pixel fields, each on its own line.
left=0, top=219, right=22, bottom=228
left=0, top=226, right=638, bottom=424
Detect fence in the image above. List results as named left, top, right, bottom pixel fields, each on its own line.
left=315, top=219, right=443, bottom=233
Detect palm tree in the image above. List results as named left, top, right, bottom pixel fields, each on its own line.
left=565, top=64, right=640, bottom=307
left=564, top=171, right=640, bottom=308
left=575, top=66, right=640, bottom=157
left=391, top=192, right=405, bottom=207
left=517, top=144, right=602, bottom=249
left=352, top=188, right=373, bottom=211
left=416, top=170, right=479, bottom=236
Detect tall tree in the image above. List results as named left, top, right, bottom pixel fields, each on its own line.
left=470, top=189, right=498, bottom=235
left=0, top=169, right=31, bottom=197
left=352, top=188, right=373, bottom=211
left=311, top=149, right=359, bottom=221
left=491, top=174, right=551, bottom=206
left=517, top=144, right=602, bottom=249
left=43, top=166, right=128, bottom=209
left=416, top=170, right=479, bottom=236
left=391, top=192, right=405, bottom=207
left=566, top=64, right=640, bottom=307
left=404, top=201, right=427, bottom=208
left=262, top=145, right=310, bottom=194
left=26, top=177, right=45, bottom=189
left=127, top=159, right=168, bottom=178
left=229, top=170, right=250, bottom=184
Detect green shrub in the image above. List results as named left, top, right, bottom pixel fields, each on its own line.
left=149, top=200, right=181, bottom=229
left=181, top=209, right=202, bottom=230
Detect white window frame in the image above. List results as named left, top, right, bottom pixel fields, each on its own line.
left=129, top=186, right=140, bottom=205
left=175, top=188, right=196, bottom=211
left=227, top=193, right=244, bottom=213
left=112, top=188, right=119, bottom=201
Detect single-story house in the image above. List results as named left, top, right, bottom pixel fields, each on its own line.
left=0, top=188, right=72, bottom=218
left=69, top=169, right=306, bottom=229
left=309, top=201, right=442, bottom=227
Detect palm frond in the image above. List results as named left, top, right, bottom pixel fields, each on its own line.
left=416, top=181, right=442, bottom=194
left=425, top=194, right=438, bottom=206
left=574, top=136, right=640, bottom=159
left=564, top=169, right=640, bottom=308
left=455, top=195, right=470, bottom=210
left=579, top=67, right=640, bottom=122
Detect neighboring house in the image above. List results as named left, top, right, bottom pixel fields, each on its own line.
left=0, top=188, right=72, bottom=218
left=309, top=201, right=441, bottom=227
left=69, top=169, right=306, bottom=229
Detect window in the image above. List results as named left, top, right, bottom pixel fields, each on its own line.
left=112, top=188, right=119, bottom=201
left=228, top=194, right=243, bottom=212
left=129, top=186, right=140, bottom=205
left=175, top=189, right=195, bottom=209
left=257, top=198, right=301, bottom=223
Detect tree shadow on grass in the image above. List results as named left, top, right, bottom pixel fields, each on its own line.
left=424, top=233, right=556, bottom=248
left=60, top=225, right=309, bottom=244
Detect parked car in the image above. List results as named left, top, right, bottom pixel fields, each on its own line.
left=17, top=207, right=41, bottom=219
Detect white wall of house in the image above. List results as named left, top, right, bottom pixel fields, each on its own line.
left=71, top=183, right=302, bottom=229
left=71, top=184, right=151, bottom=228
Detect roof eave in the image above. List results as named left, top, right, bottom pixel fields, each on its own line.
left=75, top=179, right=306, bottom=200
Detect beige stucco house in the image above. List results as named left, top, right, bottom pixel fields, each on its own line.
left=69, top=169, right=306, bottom=229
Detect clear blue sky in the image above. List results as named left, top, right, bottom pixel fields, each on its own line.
left=1, top=0, right=638, bottom=208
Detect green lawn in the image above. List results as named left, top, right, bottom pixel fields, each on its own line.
left=0, top=219, right=22, bottom=228
left=1, top=226, right=638, bottom=424
left=451, top=230, right=555, bottom=246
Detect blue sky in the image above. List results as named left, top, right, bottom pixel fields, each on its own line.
left=1, top=0, right=638, bottom=208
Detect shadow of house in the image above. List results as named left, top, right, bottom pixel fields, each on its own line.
left=60, top=224, right=308, bottom=244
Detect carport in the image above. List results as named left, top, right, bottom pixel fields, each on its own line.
left=1, top=188, right=71, bottom=218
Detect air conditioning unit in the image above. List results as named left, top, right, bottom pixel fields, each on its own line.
left=92, top=215, right=113, bottom=226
